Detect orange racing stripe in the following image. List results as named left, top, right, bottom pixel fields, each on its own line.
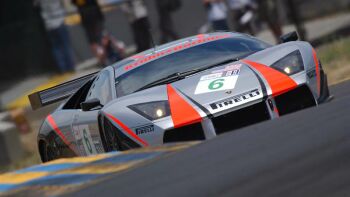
left=106, top=113, right=149, bottom=147
left=312, top=48, right=321, bottom=96
left=167, top=84, right=202, bottom=128
left=46, top=114, right=78, bottom=154
left=243, top=60, right=298, bottom=97
left=47, top=115, right=71, bottom=146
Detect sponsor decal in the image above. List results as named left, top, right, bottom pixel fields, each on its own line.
left=135, top=125, right=154, bottom=135
left=210, top=89, right=261, bottom=110
left=200, top=73, right=222, bottom=81
left=124, top=34, right=231, bottom=71
left=212, top=64, right=242, bottom=74
left=195, top=67, right=240, bottom=95
left=83, top=129, right=93, bottom=154
left=73, top=125, right=97, bottom=155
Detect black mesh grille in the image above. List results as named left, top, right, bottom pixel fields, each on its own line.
left=212, top=102, right=270, bottom=135
left=163, top=123, right=205, bottom=143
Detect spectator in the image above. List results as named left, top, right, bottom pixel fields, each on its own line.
left=203, top=0, right=229, bottom=31
left=121, top=0, right=152, bottom=53
left=285, top=0, right=307, bottom=40
left=37, top=0, right=75, bottom=73
left=256, top=0, right=283, bottom=43
left=101, top=32, right=126, bottom=65
left=71, top=0, right=105, bottom=61
left=227, top=0, right=256, bottom=35
left=155, top=0, right=181, bottom=44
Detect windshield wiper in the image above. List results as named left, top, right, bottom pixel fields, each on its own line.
left=135, top=71, right=193, bottom=92
left=135, top=57, right=241, bottom=92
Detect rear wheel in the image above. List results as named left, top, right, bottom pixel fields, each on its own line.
left=39, top=136, right=61, bottom=162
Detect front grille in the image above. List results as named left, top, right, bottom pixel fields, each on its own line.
left=212, top=102, right=270, bottom=135
left=163, top=123, right=205, bottom=143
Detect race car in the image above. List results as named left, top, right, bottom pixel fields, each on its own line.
left=29, top=32, right=331, bottom=162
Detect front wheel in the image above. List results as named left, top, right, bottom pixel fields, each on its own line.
left=318, top=63, right=333, bottom=104
left=99, top=115, right=141, bottom=152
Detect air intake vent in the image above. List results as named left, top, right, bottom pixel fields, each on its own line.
left=212, top=102, right=270, bottom=135
left=274, top=85, right=316, bottom=116
left=163, top=123, right=205, bottom=143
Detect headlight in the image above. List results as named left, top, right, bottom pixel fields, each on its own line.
left=128, top=101, right=170, bottom=121
left=271, top=50, right=304, bottom=76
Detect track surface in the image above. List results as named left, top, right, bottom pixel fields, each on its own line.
left=66, top=81, right=350, bottom=197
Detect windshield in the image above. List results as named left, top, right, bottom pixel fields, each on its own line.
left=115, top=37, right=269, bottom=97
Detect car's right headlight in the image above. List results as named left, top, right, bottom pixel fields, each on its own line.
left=271, top=50, right=304, bottom=76
left=128, top=101, right=170, bottom=121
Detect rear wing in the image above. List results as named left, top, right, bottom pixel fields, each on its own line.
left=28, top=72, right=98, bottom=110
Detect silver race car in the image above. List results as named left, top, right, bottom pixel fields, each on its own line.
left=29, top=32, right=331, bottom=162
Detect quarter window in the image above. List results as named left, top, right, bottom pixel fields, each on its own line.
left=86, top=71, right=112, bottom=105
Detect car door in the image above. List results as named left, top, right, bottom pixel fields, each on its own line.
left=72, top=67, right=116, bottom=156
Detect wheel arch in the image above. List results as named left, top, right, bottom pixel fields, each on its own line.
left=38, top=136, right=48, bottom=163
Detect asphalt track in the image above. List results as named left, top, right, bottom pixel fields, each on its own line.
left=61, top=80, right=350, bottom=197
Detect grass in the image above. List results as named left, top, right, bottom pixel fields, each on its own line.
left=317, top=37, right=350, bottom=84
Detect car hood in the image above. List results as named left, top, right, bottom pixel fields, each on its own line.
left=105, top=61, right=266, bottom=118
left=169, top=61, right=265, bottom=115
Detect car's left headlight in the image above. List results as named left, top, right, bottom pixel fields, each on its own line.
left=128, top=101, right=170, bottom=121
left=271, top=50, right=304, bottom=76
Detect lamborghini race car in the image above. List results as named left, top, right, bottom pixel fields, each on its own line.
left=29, top=32, right=331, bottom=162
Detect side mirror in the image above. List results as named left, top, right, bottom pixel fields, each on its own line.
left=280, top=31, right=299, bottom=43
left=81, top=98, right=102, bottom=111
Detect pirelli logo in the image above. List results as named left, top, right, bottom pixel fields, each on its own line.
left=210, top=89, right=261, bottom=110
left=135, top=125, right=154, bottom=135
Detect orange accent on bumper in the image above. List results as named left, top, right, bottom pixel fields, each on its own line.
left=167, top=85, right=202, bottom=128
left=243, top=60, right=298, bottom=97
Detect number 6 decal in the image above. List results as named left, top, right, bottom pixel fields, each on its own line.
left=195, top=74, right=239, bottom=95
left=209, top=79, right=225, bottom=90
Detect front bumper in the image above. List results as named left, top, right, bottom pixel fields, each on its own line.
left=163, top=100, right=270, bottom=143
